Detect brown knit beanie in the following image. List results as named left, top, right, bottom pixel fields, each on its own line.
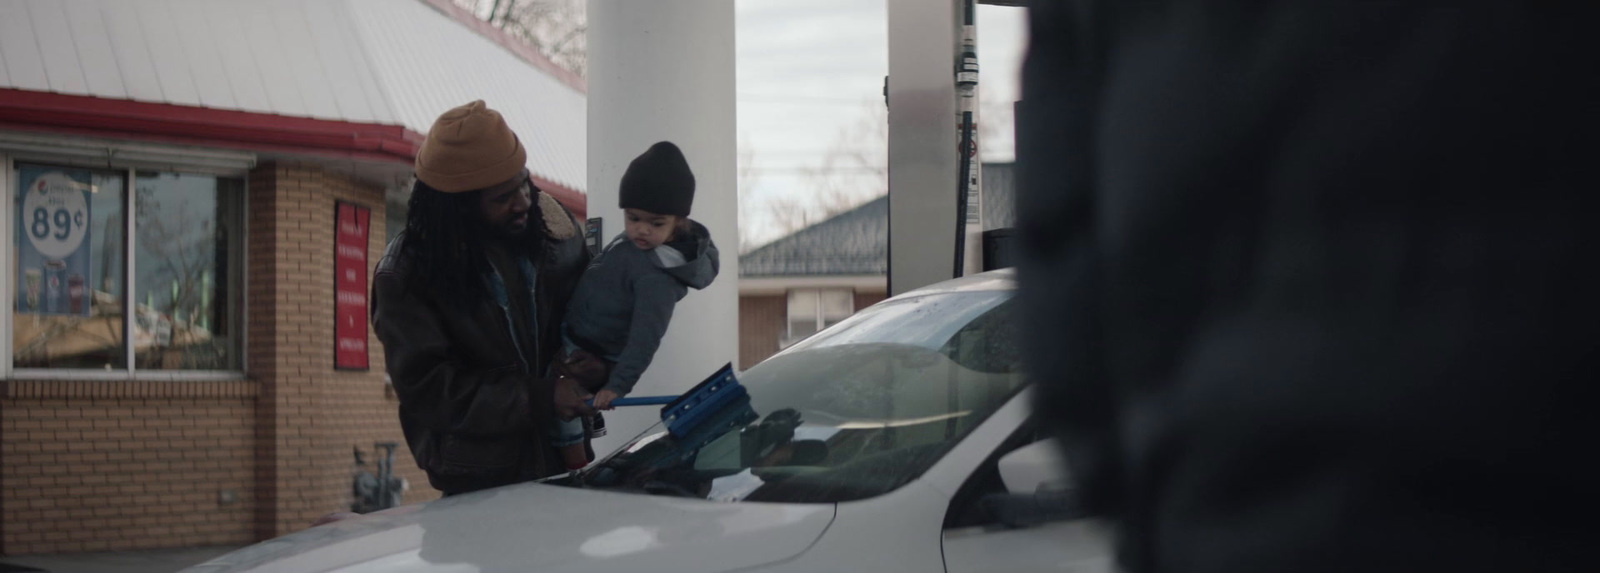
left=415, top=100, right=527, bottom=193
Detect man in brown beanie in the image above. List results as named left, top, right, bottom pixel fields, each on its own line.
left=371, top=100, right=596, bottom=496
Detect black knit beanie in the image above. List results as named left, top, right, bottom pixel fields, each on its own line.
left=619, top=141, right=695, bottom=217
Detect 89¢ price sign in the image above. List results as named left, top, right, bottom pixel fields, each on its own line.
left=15, top=168, right=94, bottom=317
left=22, top=172, right=90, bottom=260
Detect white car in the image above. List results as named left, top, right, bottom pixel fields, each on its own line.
left=182, top=270, right=1112, bottom=573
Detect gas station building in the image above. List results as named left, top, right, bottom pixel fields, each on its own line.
left=0, top=0, right=585, bottom=554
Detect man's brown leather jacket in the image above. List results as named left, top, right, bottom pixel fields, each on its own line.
left=372, top=192, right=590, bottom=495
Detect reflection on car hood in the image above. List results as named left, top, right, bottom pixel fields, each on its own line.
left=180, top=482, right=835, bottom=573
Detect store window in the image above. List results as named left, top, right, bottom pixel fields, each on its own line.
left=786, top=288, right=854, bottom=345
left=10, top=162, right=244, bottom=373
left=11, top=165, right=128, bottom=370
left=133, top=172, right=245, bottom=370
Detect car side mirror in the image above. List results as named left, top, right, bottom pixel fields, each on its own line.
left=997, top=438, right=1070, bottom=495
left=790, top=439, right=828, bottom=465
left=981, top=438, right=1085, bottom=527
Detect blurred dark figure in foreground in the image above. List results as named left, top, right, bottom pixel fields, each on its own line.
left=1016, top=3, right=1596, bottom=572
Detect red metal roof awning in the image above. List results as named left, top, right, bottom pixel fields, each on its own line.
left=0, top=87, right=586, bottom=218
left=0, top=88, right=421, bottom=163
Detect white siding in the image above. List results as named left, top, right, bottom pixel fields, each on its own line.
left=61, top=0, right=128, bottom=99
left=0, top=33, right=9, bottom=87
left=272, top=1, right=340, bottom=119
left=99, top=0, right=166, bottom=101
left=0, top=0, right=51, bottom=91
left=138, top=0, right=201, bottom=104
left=236, top=0, right=307, bottom=116
left=349, top=0, right=588, bottom=190
left=304, top=0, right=383, bottom=124
left=170, top=0, right=235, bottom=109
left=200, top=0, right=272, bottom=113
left=28, top=0, right=90, bottom=95
left=0, top=0, right=393, bottom=123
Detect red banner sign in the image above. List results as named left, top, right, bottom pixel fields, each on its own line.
left=335, top=202, right=371, bottom=370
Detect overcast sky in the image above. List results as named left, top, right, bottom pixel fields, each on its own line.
left=736, top=1, right=1027, bottom=248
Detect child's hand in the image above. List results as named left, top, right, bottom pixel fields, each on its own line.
left=593, top=390, right=621, bottom=410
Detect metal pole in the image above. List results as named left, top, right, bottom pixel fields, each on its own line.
left=887, top=0, right=962, bottom=295
left=954, top=0, right=982, bottom=277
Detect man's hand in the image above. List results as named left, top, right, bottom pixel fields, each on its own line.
left=593, top=389, right=621, bottom=410
left=559, top=350, right=611, bottom=392
left=553, top=376, right=596, bottom=421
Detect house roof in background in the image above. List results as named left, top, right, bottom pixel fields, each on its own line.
left=0, top=0, right=585, bottom=191
left=738, top=162, right=1015, bottom=279
left=740, top=196, right=888, bottom=277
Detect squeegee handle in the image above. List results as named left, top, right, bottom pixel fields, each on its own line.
left=588, top=395, right=679, bottom=407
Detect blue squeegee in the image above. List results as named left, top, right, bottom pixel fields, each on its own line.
left=602, top=395, right=677, bottom=407
left=588, top=363, right=746, bottom=437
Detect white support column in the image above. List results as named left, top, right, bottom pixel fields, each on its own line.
left=887, top=0, right=964, bottom=295
left=587, top=0, right=738, bottom=452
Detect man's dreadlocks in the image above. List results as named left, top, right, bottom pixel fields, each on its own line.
left=398, top=179, right=509, bottom=305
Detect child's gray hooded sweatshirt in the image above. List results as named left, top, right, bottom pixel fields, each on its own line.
left=564, top=219, right=720, bottom=396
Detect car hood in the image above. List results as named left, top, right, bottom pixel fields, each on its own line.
left=180, top=482, right=835, bottom=573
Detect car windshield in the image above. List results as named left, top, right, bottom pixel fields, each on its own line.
left=566, top=288, right=1024, bottom=503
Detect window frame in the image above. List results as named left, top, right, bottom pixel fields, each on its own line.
left=1, top=151, right=9, bottom=375
left=3, top=153, right=250, bottom=381
left=783, top=287, right=855, bottom=348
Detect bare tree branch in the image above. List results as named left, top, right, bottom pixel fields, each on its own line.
left=736, top=137, right=761, bottom=253
left=801, top=102, right=888, bottom=219
left=489, top=0, right=509, bottom=25
left=451, top=0, right=587, bottom=77
left=764, top=194, right=813, bottom=238
left=740, top=102, right=889, bottom=249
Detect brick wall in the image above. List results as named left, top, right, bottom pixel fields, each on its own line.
left=247, top=163, right=433, bottom=541
left=306, top=165, right=438, bottom=514
left=0, top=383, right=256, bottom=554
left=737, top=289, right=889, bottom=368
left=738, top=295, right=786, bottom=368
left=854, top=291, right=887, bottom=313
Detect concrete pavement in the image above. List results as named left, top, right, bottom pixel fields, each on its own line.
left=0, top=546, right=240, bottom=573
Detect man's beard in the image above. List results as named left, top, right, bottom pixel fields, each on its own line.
left=484, top=217, right=537, bottom=255
left=498, top=221, right=528, bottom=237
left=490, top=216, right=530, bottom=239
